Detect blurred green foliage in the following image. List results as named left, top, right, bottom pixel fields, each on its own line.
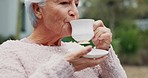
left=115, top=19, right=139, bottom=55
left=76, top=0, right=148, bottom=65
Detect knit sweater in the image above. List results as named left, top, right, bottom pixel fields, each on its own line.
left=0, top=38, right=127, bottom=78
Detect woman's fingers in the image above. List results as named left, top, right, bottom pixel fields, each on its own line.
left=93, top=20, right=105, bottom=31
left=93, top=33, right=112, bottom=44
left=92, top=20, right=112, bottom=50
left=74, top=56, right=108, bottom=71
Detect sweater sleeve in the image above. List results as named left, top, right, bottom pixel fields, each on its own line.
left=99, top=46, right=127, bottom=78
left=29, top=54, right=75, bottom=78
left=0, top=48, right=75, bottom=78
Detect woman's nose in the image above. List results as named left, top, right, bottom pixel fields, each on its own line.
left=68, top=5, right=79, bottom=19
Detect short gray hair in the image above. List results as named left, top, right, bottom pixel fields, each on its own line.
left=25, top=0, right=46, bottom=27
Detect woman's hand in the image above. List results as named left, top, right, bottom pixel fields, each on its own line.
left=92, top=20, right=112, bottom=50
left=64, top=46, right=107, bottom=71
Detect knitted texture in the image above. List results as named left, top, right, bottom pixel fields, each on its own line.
left=0, top=38, right=127, bottom=78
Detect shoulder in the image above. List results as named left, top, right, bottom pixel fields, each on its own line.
left=0, top=38, right=40, bottom=50
left=0, top=39, right=33, bottom=55
left=0, top=40, right=20, bottom=50
left=0, top=40, right=27, bottom=75
left=0, top=40, right=20, bottom=55
left=0, top=40, right=21, bottom=63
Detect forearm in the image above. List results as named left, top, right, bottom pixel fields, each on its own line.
left=99, top=46, right=127, bottom=78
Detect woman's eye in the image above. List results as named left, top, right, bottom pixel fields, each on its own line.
left=75, top=4, right=78, bottom=7
left=60, top=2, right=69, bottom=5
left=75, top=1, right=79, bottom=7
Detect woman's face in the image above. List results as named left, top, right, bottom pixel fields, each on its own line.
left=40, top=0, right=79, bottom=37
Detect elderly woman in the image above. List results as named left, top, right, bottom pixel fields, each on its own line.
left=0, top=0, right=127, bottom=78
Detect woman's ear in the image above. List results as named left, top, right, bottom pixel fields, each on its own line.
left=32, top=3, right=42, bottom=19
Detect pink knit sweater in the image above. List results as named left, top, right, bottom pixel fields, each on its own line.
left=0, top=38, right=127, bottom=78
